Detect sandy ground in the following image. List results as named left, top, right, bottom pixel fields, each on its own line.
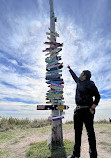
left=0, top=124, right=111, bottom=158
left=64, top=125, right=111, bottom=158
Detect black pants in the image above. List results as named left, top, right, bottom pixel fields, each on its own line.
left=73, top=108, right=97, bottom=158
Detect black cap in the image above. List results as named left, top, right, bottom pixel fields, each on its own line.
left=83, top=70, right=91, bottom=80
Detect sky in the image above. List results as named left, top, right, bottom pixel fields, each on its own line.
left=0, top=0, right=111, bottom=122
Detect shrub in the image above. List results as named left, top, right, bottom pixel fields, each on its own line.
left=0, top=117, right=50, bottom=131
left=65, top=121, right=73, bottom=124
left=95, top=119, right=110, bottom=124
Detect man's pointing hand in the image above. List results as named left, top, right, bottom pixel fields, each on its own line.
left=67, top=65, right=71, bottom=70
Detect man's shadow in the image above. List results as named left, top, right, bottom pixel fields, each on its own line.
left=48, top=141, right=67, bottom=158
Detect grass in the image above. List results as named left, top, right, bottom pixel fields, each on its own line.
left=0, top=118, right=111, bottom=158
left=0, top=117, right=110, bottom=144
left=0, top=149, right=11, bottom=157
left=25, top=139, right=74, bottom=158
left=0, top=150, right=6, bottom=157
left=0, top=117, right=50, bottom=132
left=94, top=122, right=111, bottom=133
left=0, top=130, right=14, bottom=143
left=0, top=116, right=110, bottom=132
left=100, top=141, right=111, bottom=152
left=95, top=119, right=110, bottom=124
left=0, top=126, right=51, bottom=158
left=0, top=125, right=51, bottom=144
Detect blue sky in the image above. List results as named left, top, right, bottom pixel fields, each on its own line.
left=0, top=0, right=111, bottom=121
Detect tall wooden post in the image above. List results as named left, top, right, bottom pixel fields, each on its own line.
left=49, top=0, right=63, bottom=146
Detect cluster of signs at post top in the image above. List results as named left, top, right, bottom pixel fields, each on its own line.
left=44, top=27, right=64, bottom=105
left=37, top=27, right=69, bottom=121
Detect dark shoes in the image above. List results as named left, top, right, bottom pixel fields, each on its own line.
left=67, top=155, right=82, bottom=158
left=67, top=155, right=74, bottom=158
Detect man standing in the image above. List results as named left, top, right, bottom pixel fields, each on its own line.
left=67, top=65, right=100, bottom=158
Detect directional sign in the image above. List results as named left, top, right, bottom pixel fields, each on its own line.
left=46, top=80, right=64, bottom=84
left=48, top=27, right=60, bottom=36
left=51, top=83, right=64, bottom=88
left=48, top=85, right=63, bottom=91
left=47, top=62, right=63, bottom=69
left=46, top=74, right=62, bottom=80
left=46, top=32, right=59, bottom=37
left=46, top=97, right=64, bottom=100
left=52, top=116, right=64, bottom=121
left=43, top=47, right=62, bottom=52
left=37, top=105, right=69, bottom=110
left=46, top=94, right=63, bottom=98
left=46, top=70, right=62, bottom=74
left=44, top=42, right=63, bottom=47
left=46, top=100, right=65, bottom=104
left=46, top=91, right=63, bottom=95
left=47, top=36, right=56, bottom=43
left=45, top=58, right=58, bottom=63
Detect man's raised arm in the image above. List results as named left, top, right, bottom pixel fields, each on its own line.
left=67, top=65, right=79, bottom=83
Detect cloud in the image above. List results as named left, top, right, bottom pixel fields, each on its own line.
left=55, top=14, right=111, bottom=92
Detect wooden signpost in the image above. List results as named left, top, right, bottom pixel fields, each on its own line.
left=37, top=0, right=69, bottom=147
left=37, top=105, right=69, bottom=110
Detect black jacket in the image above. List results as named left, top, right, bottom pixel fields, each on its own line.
left=69, top=69, right=100, bottom=107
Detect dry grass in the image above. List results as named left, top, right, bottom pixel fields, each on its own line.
left=0, top=116, right=50, bottom=132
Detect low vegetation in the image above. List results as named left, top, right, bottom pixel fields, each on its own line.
left=0, top=117, right=111, bottom=158
left=95, top=119, right=110, bottom=124
left=100, top=141, right=111, bottom=152
left=0, top=116, right=50, bottom=132
left=25, top=140, right=74, bottom=158
left=0, top=116, right=110, bottom=132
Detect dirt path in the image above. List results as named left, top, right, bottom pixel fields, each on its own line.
left=0, top=124, right=111, bottom=158
left=0, top=133, right=49, bottom=158
left=64, top=129, right=89, bottom=157
left=64, top=125, right=111, bottom=158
